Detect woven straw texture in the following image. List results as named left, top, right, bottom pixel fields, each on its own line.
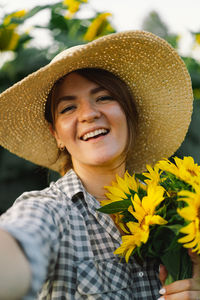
left=0, top=30, right=193, bottom=173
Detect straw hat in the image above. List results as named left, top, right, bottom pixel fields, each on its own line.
left=0, top=30, right=193, bottom=173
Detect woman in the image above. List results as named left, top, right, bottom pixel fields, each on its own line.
left=0, top=30, right=199, bottom=299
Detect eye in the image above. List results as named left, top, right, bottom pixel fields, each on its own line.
left=96, top=95, right=114, bottom=102
left=60, top=105, right=76, bottom=114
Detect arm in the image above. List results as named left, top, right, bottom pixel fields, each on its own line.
left=0, top=229, right=31, bottom=300
left=0, top=189, right=64, bottom=299
left=158, top=249, right=200, bottom=299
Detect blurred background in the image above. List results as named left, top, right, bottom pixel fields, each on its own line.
left=1, top=0, right=200, bottom=214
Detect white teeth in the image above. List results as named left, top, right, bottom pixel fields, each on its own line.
left=82, top=129, right=108, bottom=141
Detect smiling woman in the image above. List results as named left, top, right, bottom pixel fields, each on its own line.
left=45, top=68, right=138, bottom=175
left=0, top=30, right=197, bottom=300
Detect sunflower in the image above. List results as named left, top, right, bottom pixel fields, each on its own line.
left=102, top=171, right=140, bottom=206
left=114, top=184, right=167, bottom=262
left=114, top=222, right=149, bottom=262
left=128, top=184, right=167, bottom=228
left=156, top=156, right=200, bottom=188
left=177, top=189, right=200, bottom=253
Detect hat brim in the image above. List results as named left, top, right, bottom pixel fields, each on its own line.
left=0, top=30, right=193, bottom=173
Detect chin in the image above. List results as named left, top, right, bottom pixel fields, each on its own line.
left=90, top=155, right=123, bottom=168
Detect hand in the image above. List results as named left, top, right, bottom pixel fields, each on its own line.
left=158, top=249, right=200, bottom=299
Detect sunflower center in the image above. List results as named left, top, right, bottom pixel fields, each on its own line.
left=187, top=169, right=197, bottom=176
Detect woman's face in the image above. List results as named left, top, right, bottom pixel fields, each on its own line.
left=52, top=72, right=128, bottom=171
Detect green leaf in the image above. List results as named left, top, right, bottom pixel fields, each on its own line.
left=166, top=224, right=182, bottom=234
left=137, top=186, right=147, bottom=198
left=97, top=199, right=132, bottom=214
left=160, top=244, right=192, bottom=282
left=121, top=210, right=136, bottom=223
left=135, top=173, right=147, bottom=182
left=148, top=226, right=176, bottom=255
left=23, top=4, right=61, bottom=21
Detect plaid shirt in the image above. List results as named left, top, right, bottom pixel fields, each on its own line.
left=0, top=169, right=161, bottom=299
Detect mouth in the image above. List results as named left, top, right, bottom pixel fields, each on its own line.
left=80, top=128, right=109, bottom=141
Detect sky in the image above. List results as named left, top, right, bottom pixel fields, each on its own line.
left=1, top=0, right=200, bottom=59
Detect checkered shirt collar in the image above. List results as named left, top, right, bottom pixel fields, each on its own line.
left=55, top=169, right=121, bottom=243
left=56, top=169, right=85, bottom=200
left=55, top=169, right=100, bottom=208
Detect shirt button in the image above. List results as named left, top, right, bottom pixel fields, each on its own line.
left=138, top=271, right=144, bottom=277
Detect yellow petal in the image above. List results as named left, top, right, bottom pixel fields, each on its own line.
left=142, top=185, right=164, bottom=212
left=125, top=246, right=135, bottom=263
left=114, top=246, right=124, bottom=256
left=177, top=207, right=197, bottom=221
left=126, top=222, right=140, bottom=234
left=179, top=222, right=195, bottom=234
left=178, top=190, right=194, bottom=198
left=118, top=222, right=130, bottom=234
left=105, top=186, right=127, bottom=199
left=116, top=174, right=130, bottom=194
left=100, top=199, right=113, bottom=206
left=124, top=172, right=138, bottom=192
left=178, top=234, right=193, bottom=243
left=146, top=215, right=167, bottom=226
left=140, top=230, right=149, bottom=244
left=132, top=194, right=141, bottom=205
left=84, top=12, right=112, bottom=41
left=182, top=240, right=197, bottom=248
left=105, top=192, right=122, bottom=202
left=129, top=203, right=145, bottom=223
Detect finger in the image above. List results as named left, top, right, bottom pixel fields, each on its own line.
left=161, top=278, right=200, bottom=295
left=158, top=290, right=200, bottom=300
left=161, top=279, right=191, bottom=295
left=159, top=264, right=168, bottom=285
left=188, top=249, right=200, bottom=278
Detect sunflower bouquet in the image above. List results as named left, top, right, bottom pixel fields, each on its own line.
left=98, top=156, right=200, bottom=282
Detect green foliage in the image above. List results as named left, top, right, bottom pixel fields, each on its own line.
left=98, top=199, right=132, bottom=214
left=183, top=57, right=200, bottom=95
left=161, top=243, right=192, bottom=282
left=175, top=100, right=200, bottom=164
left=145, top=225, right=192, bottom=282
left=0, top=47, right=49, bottom=92
left=142, top=11, right=179, bottom=48
left=48, top=4, right=88, bottom=48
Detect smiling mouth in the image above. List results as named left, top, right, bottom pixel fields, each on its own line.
left=81, top=129, right=109, bottom=141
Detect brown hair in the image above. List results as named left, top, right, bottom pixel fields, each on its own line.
left=45, top=68, right=138, bottom=174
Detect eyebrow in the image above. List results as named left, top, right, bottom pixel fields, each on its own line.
left=56, top=86, right=107, bottom=104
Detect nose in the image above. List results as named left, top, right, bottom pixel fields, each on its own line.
left=78, top=100, right=101, bottom=122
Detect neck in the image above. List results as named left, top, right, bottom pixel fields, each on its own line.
left=72, top=163, right=126, bottom=201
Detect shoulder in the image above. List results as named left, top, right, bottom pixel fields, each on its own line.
left=0, top=169, right=85, bottom=229
left=16, top=169, right=79, bottom=204
left=12, top=169, right=84, bottom=218
left=15, top=183, right=65, bottom=210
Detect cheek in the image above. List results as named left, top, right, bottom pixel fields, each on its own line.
left=54, top=118, right=75, bottom=142
left=116, top=109, right=128, bottom=143
left=109, top=106, right=128, bottom=131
